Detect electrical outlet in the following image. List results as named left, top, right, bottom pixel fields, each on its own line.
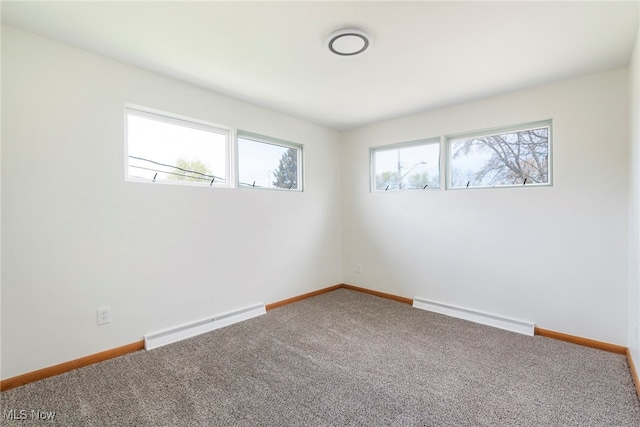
left=97, top=307, right=111, bottom=325
left=356, top=263, right=362, bottom=274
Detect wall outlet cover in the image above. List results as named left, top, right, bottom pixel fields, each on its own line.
left=97, top=307, right=111, bottom=325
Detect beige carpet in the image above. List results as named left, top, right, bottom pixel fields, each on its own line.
left=1, top=288, right=639, bottom=426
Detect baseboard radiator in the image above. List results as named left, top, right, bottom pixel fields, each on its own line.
left=144, top=303, right=266, bottom=350
left=413, top=297, right=534, bottom=336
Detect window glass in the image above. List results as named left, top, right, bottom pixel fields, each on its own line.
left=237, top=133, right=302, bottom=190
left=448, top=122, right=551, bottom=189
left=372, top=140, right=440, bottom=191
left=126, top=108, right=228, bottom=186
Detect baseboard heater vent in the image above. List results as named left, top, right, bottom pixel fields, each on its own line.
left=412, top=297, right=534, bottom=336
left=144, top=303, right=266, bottom=350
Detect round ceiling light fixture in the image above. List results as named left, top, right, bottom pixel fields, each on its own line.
left=327, top=28, right=370, bottom=56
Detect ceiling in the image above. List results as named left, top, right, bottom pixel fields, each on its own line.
left=2, top=1, right=639, bottom=131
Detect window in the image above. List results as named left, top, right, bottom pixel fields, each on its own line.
left=448, top=121, right=551, bottom=189
left=237, top=132, right=302, bottom=191
left=371, top=139, right=440, bottom=191
left=126, top=107, right=229, bottom=186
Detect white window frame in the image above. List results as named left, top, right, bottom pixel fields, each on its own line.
left=446, top=120, right=552, bottom=190
left=125, top=105, right=231, bottom=188
left=236, top=131, right=304, bottom=192
left=370, top=137, right=441, bottom=192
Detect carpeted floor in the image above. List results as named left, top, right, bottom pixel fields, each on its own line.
left=1, top=288, right=639, bottom=426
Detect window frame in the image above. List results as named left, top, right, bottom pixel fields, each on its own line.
left=236, top=131, right=304, bottom=192
left=446, top=120, right=553, bottom=190
left=370, top=137, right=442, bottom=193
left=125, top=105, right=231, bottom=188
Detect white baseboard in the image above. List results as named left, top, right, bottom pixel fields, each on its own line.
left=413, top=297, right=534, bottom=336
left=144, top=303, right=266, bottom=350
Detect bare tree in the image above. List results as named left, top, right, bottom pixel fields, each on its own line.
left=452, top=128, right=549, bottom=186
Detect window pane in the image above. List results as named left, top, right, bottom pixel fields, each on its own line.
left=127, top=110, right=227, bottom=186
left=373, top=141, right=440, bottom=191
left=449, top=124, right=550, bottom=188
left=238, top=136, right=300, bottom=190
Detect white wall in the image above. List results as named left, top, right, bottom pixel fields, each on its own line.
left=0, top=26, right=343, bottom=380
left=342, top=68, right=629, bottom=345
left=629, top=26, right=640, bottom=367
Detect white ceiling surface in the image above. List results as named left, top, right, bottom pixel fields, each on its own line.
left=2, top=1, right=639, bottom=130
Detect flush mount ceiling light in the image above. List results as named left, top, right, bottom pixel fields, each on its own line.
left=327, top=28, right=370, bottom=56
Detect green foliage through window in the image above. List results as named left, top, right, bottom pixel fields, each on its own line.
left=126, top=108, right=228, bottom=186
left=238, top=133, right=301, bottom=191
left=372, top=139, right=440, bottom=191
left=272, top=148, right=298, bottom=189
